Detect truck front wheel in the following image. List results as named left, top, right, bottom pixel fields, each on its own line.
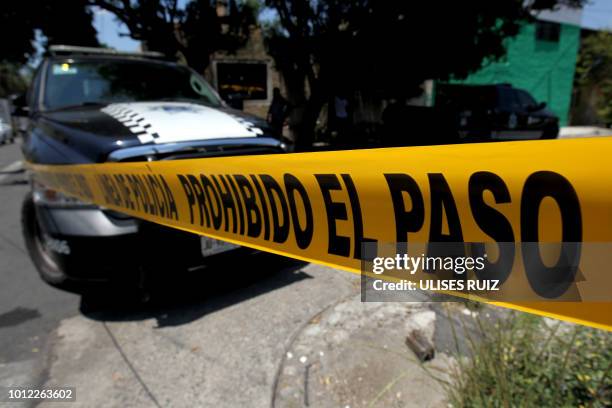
left=21, top=193, right=75, bottom=290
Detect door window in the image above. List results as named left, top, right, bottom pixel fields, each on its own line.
left=498, top=88, right=520, bottom=111
left=516, top=90, right=537, bottom=110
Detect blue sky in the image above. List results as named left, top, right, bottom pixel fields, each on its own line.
left=94, top=1, right=612, bottom=52
left=582, top=0, right=612, bottom=29
left=93, top=8, right=140, bottom=51
left=92, top=0, right=191, bottom=51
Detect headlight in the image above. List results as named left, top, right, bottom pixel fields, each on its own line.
left=32, top=181, right=95, bottom=208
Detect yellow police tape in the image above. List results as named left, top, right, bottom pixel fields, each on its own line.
left=28, top=137, right=612, bottom=331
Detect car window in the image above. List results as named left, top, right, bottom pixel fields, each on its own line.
left=43, top=59, right=222, bottom=110
left=497, top=87, right=521, bottom=110
left=516, top=90, right=537, bottom=109
left=435, top=85, right=496, bottom=109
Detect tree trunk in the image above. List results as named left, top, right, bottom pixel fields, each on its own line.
left=293, top=95, right=324, bottom=151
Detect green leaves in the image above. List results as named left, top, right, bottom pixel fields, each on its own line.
left=576, top=31, right=612, bottom=124
left=448, top=314, right=612, bottom=408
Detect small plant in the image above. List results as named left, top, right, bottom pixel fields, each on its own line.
left=446, top=311, right=611, bottom=407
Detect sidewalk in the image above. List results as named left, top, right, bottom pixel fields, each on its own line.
left=273, top=295, right=457, bottom=408
left=37, top=264, right=465, bottom=408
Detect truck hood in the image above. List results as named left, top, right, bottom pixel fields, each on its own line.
left=37, top=101, right=271, bottom=161
left=100, top=102, right=266, bottom=144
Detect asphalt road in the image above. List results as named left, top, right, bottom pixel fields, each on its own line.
left=0, top=141, right=81, bottom=399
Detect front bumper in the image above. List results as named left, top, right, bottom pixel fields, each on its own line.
left=36, top=207, right=138, bottom=237
left=34, top=205, right=210, bottom=282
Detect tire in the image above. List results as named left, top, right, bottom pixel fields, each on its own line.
left=541, top=124, right=559, bottom=139
left=21, top=193, right=75, bottom=290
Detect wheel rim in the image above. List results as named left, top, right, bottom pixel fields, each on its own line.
left=32, top=215, right=64, bottom=278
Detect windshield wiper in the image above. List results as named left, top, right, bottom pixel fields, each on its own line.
left=147, top=97, right=219, bottom=107
left=46, top=101, right=106, bottom=112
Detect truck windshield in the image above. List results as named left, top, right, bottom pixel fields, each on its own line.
left=43, top=59, right=222, bottom=110
left=435, top=84, right=497, bottom=110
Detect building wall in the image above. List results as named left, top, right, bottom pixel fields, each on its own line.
left=208, top=27, right=282, bottom=119
left=456, top=21, right=581, bottom=126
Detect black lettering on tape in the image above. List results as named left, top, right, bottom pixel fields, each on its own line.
left=159, top=175, right=178, bottom=220
left=235, top=175, right=262, bottom=238
left=315, top=174, right=350, bottom=257
left=201, top=174, right=222, bottom=230
left=213, top=175, right=238, bottom=233
left=341, top=174, right=377, bottom=260
left=76, top=174, right=93, bottom=201
left=148, top=174, right=165, bottom=218
left=427, top=173, right=465, bottom=274
left=178, top=175, right=195, bottom=224
left=384, top=174, right=425, bottom=250
left=144, top=174, right=157, bottom=215
left=428, top=173, right=463, bottom=242
left=251, top=175, right=271, bottom=240
left=189, top=174, right=211, bottom=227
left=261, top=175, right=290, bottom=244
left=126, top=175, right=142, bottom=212
left=96, top=175, right=108, bottom=205
left=98, top=175, right=120, bottom=207
left=521, top=171, right=582, bottom=298
left=227, top=175, right=246, bottom=236
left=116, top=174, right=134, bottom=210
left=143, top=175, right=158, bottom=216
left=468, top=171, right=515, bottom=284
left=284, top=174, right=314, bottom=249
left=108, top=176, right=121, bottom=206
left=136, top=175, right=151, bottom=214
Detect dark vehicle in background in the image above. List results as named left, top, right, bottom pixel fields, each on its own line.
left=0, top=99, right=14, bottom=144
left=14, top=45, right=284, bottom=291
left=436, top=83, right=559, bottom=140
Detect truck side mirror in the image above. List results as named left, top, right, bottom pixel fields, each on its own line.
left=10, top=93, right=29, bottom=117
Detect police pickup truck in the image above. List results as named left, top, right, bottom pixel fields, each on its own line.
left=14, top=45, right=284, bottom=291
